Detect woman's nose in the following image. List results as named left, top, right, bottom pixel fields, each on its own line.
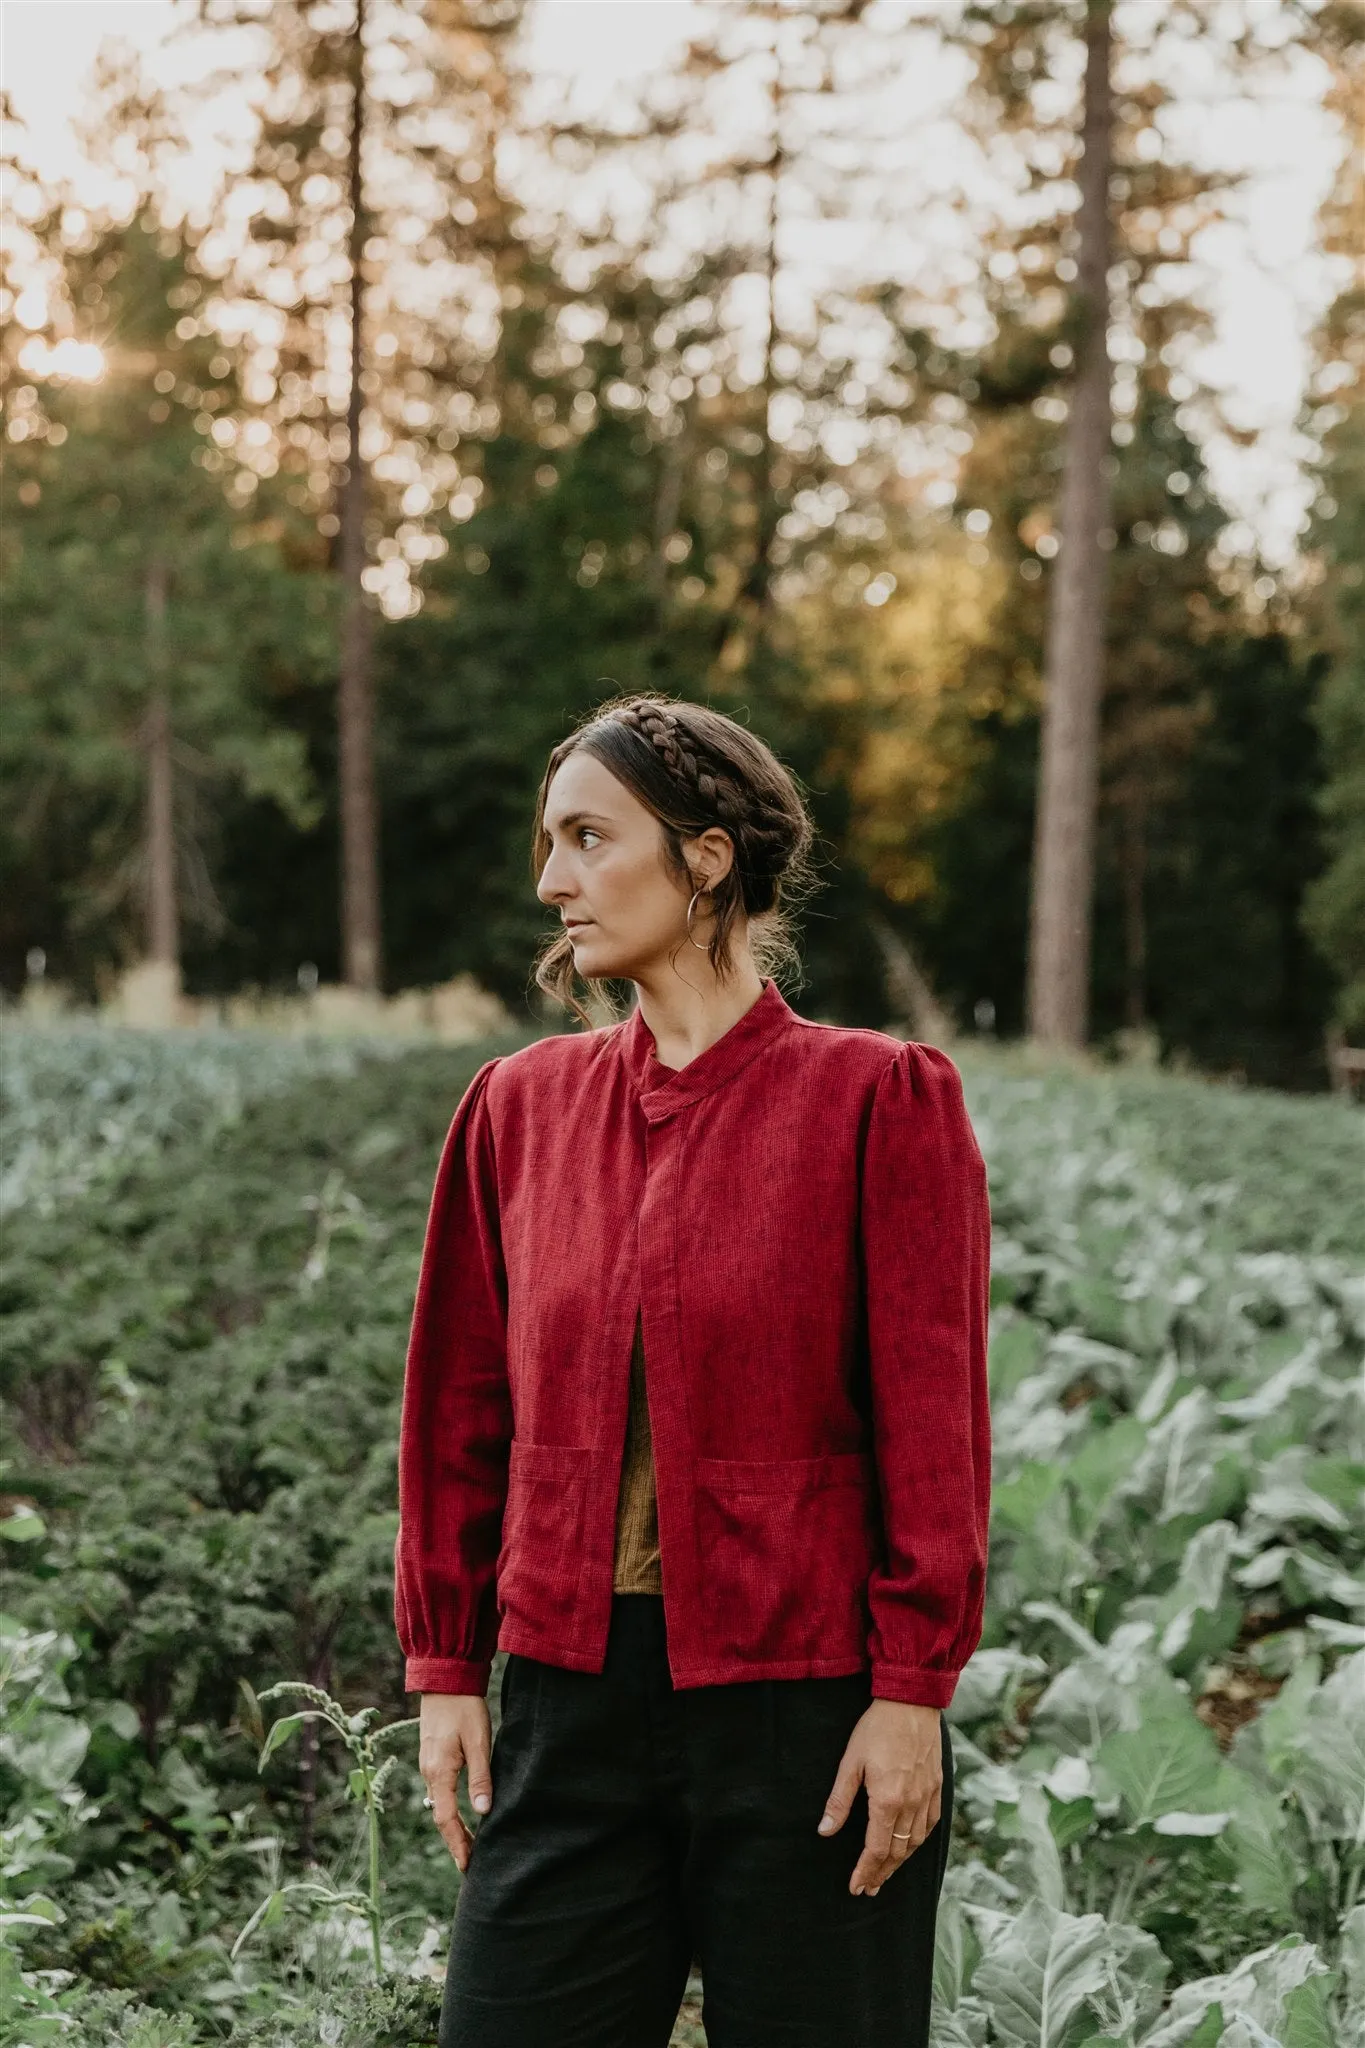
left=536, top=852, right=567, bottom=905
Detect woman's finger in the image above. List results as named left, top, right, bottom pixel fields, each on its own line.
left=817, top=1743, right=865, bottom=1837
left=849, top=1790, right=902, bottom=1894
left=437, top=1804, right=472, bottom=1869
left=858, top=1798, right=933, bottom=1894
left=463, top=1724, right=493, bottom=1818
left=423, top=1738, right=472, bottom=1870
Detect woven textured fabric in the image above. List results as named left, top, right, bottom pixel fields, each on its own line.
left=394, top=976, right=992, bottom=1705
left=612, top=1313, right=663, bottom=1595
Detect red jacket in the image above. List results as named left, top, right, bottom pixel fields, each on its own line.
left=394, top=977, right=992, bottom=1708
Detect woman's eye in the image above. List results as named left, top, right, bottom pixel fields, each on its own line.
left=579, top=828, right=601, bottom=848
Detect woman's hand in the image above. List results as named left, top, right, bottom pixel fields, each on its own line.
left=817, top=1700, right=943, bottom=1896
left=419, top=1692, right=493, bottom=1871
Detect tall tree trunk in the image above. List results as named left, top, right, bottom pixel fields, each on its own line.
left=717, top=11, right=785, bottom=678
left=143, top=556, right=179, bottom=975
left=338, top=0, right=382, bottom=993
left=1121, top=795, right=1147, bottom=1029
left=750, top=38, right=783, bottom=631
left=1025, top=0, right=1114, bottom=1048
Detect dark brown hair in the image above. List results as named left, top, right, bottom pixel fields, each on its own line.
left=530, top=692, right=820, bottom=1026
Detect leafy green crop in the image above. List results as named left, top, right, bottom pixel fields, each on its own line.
left=0, top=1022, right=404, bottom=1221
left=0, top=1026, right=1360, bottom=2045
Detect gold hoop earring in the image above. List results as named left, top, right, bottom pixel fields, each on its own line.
left=685, top=889, right=711, bottom=952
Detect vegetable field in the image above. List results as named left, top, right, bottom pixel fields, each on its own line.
left=1, top=1023, right=1362, bottom=2047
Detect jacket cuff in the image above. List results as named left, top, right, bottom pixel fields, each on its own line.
left=404, top=1654, right=492, bottom=1696
left=870, top=1663, right=959, bottom=1709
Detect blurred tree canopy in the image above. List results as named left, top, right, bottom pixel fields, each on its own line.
left=0, top=212, right=330, bottom=991
left=1, top=0, right=1361, bottom=1087
left=1303, top=31, right=1365, bottom=1039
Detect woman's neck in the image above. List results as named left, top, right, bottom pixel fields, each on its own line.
left=631, top=957, right=766, bottom=1072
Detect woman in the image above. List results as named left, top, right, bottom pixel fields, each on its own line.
left=394, top=694, right=992, bottom=2048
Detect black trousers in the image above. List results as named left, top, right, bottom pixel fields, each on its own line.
left=440, top=1593, right=954, bottom=2048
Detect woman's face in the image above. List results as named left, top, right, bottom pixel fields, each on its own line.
left=536, top=751, right=733, bottom=983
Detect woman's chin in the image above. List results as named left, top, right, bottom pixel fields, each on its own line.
left=570, top=937, right=621, bottom=980
left=575, top=944, right=649, bottom=988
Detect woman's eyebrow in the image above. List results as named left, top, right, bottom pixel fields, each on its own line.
left=547, top=810, right=612, bottom=833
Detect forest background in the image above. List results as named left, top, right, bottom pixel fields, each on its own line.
left=4, top=9, right=1365, bottom=2044
left=2, top=0, right=1364, bottom=1087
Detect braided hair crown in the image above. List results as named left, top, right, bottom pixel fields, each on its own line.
left=607, top=695, right=806, bottom=909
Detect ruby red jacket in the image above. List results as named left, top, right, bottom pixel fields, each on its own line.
left=394, top=977, right=992, bottom=1709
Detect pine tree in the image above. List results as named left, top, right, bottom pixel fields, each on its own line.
left=193, top=0, right=521, bottom=990
left=534, top=0, right=916, bottom=690
left=938, top=0, right=1317, bottom=1047
left=1303, top=17, right=1365, bottom=1040
left=0, top=210, right=323, bottom=999
left=1025, top=0, right=1114, bottom=1049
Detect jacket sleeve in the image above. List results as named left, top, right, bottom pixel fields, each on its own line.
left=860, top=1040, right=992, bottom=1709
left=394, top=1057, right=511, bottom=1695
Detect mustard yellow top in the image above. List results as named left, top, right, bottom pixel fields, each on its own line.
left=612, top=1310, right=663, bottom=1594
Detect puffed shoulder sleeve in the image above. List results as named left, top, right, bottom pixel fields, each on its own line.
left=394, top=1057, right=511, bottom=1695
left=859, top=1040, right=992, bottom=1709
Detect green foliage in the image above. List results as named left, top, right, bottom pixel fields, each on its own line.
left=373, top=266, right=746, bottom=1007
left=2, top=197, right=1339, bottom=1080
left=1096, top=1063, right=1365, bottom=1259
left=935, top=1054, right=1365, bottom=2043
left=206, top=242, right=854, bottom=1014
left=236, top=1679, right=418, bottom=1981
left=230, top=1975, right=444, bottom=2048
left=0, top=1025, right=1361, bottom=2043
left=0, top=213, right=332, bottom=994
left=0, top=1019, right=395, bottom=1219
left=0, top=1615, right=95, bottom=2043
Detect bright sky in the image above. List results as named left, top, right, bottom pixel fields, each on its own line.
left=0, top=0, right=1348, bottom=562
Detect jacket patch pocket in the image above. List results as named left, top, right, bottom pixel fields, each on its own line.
left=694, top=1451, right=878, bottom=1665
left=496, top=1439, right=590, bottom=1641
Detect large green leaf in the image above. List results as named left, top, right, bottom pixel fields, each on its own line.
left=948, top=1647, right=1048, bottom=1726
left=1136, top=2005, right=1225, bottom=2048
left=8, top=1716, right=90, bottom=1792
left=1027, top=1616, right=1180, bottom=1755
left=1097, top=1693, right=1226, bottom=1827
left=971, top=1900, right=1111, bottom=2048
left=1256, top=1656, right=1323, bottom=1780
left=1222, top=1773, right=1302, bottom=1919
left=1288, top=1652, right=1365, bottom=1842
left=1107, top=1920, right=1171, bottom=2039
left=933, top=1892, right=984, bottom=2017
left=1248, top=1447, right=1353, bottom=1534
left=990, top=1315, right=1046, bottom=1397
left=1289, top=1547, right=1365, bottom=1613
left=1281, top=1971, right=1337, bottom=2048
left=994, top=1462, right=1066, bottom=1534
left=1000, top=1784, right=1066, bottom=1910
left=1136, top=1937, right=1328, bottom=2048
left=1064, top=1417, right=1149, bottom=1535
left=929, top=1997, right=990, bottom=2047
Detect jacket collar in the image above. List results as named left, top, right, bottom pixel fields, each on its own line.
left=621, top=976, right=797, bottom=1120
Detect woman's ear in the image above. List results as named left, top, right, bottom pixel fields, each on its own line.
left=688, top=825, right=736, bottom=892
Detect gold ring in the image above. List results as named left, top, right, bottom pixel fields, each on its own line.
left=891, top=1830, right=913, bottom=1839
